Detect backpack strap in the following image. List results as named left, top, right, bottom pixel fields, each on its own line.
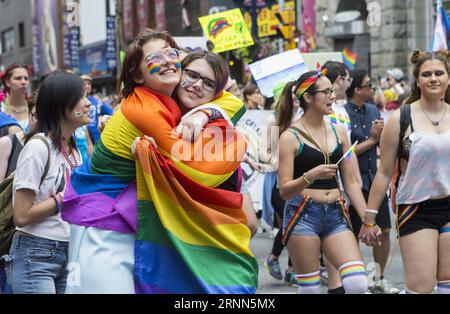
left=395, top=105, right=412, bottom=189
left=399, top=104, right=412, bottom=144
left=29, top=135, right=51, bottom=187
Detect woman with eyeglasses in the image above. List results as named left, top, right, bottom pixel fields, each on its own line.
left=0, top=90, right=39, bottom=182
left=62, top=29, right=257, bottom=294
left=278, top=68, right=374, bottom=294
left=0, top=64, right=30, bottom=135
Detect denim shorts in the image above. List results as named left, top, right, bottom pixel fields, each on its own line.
left=4, top=232, right=69, bottom=294
left=283, top=195, right=350, bottom=241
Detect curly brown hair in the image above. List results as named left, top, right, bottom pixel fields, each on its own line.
left=118, top=28, right=179, bottom=98
left=405, top=49, right=450, bottom=104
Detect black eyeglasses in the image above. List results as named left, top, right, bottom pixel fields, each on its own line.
left=183, top=68, right=217, bottom=93
left=359, top=82, right=373, bottom=89
left=312, top=88, right=336, bottom=98
left=340, top=76, right=353, bottom=85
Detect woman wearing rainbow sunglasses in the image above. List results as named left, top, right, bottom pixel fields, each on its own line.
left=278, top=68, right=379, bottom=294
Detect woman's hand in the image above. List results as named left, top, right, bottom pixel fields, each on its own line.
left=247, top=158, right=264, bottom=173
left=307, top=164, right=338, bottom=181
left=98, top=115, right=112, bottom=133
left=359, top=224, right=383, bottom=246
left=131, top=136, right=157, bottom=158
left=175, top=111, right=209, bottom=142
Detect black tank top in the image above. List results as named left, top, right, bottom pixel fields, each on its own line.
left=288, top=124, right=343, bottom=190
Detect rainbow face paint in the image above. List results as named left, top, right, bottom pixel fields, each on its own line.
left=147, top=61, right=162, bottom=75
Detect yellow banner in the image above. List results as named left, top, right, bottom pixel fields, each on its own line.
left=199, top=8, right=254, bottom=53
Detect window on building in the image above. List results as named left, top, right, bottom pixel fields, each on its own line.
left=18, top=22, right=25, bottom=47
left=1, top=28, right=14, bottom=53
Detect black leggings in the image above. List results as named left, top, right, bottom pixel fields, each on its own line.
left=270, top=185, right=293, bottom=267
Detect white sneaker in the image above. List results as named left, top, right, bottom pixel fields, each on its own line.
left=369, top=279, right=400, bottom=294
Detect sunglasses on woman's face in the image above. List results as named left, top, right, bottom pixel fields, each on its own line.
left=183, top=68, right=217, bottom=93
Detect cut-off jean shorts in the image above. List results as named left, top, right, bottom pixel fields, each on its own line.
left=283, top=194, right=351, bottom=242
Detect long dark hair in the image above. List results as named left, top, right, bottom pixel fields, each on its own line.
left=25, top=70, right=85, bottom=149
left=118, top=28, right=179, bottom=98
left=275, top=81, right=296, bottom=135
left=277, top=71, right=320, bottom=135
left=181, top=50, right=229, bottom=95
left=405, top=49, right=450, bottom=104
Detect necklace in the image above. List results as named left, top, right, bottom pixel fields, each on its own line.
left=301, top=118, right=330, bottom=165
left=8, top=105, right=28, bottom=114
left=60, top=138, right=79, bottom=170
left=419, top=102, right=448, bottom=126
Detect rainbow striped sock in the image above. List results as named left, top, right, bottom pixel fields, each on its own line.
left=296, top=270, right=320, bottom=294
left=339, top=261, right=366, bottom=280
left=438, top=281, right=450, bottom=294
left=339, top=261, right=367, bottom=294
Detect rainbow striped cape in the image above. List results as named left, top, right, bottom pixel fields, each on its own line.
left=63, top=86, right=258, bottom=293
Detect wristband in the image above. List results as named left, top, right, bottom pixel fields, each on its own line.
left=303, top=172, right=313, bottom=185
left=51, top=193, right=61, bottom=215
left=197, top=109, right=212, bottom=122
left=365, top=209, right=379, bottom=215
left=362, top=219, right=377, bottom=228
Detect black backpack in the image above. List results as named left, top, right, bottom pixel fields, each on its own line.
left=0, top=135, right=50, bottom=259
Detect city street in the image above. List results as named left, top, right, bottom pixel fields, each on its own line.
left=251, top=221, right=405, bottom=294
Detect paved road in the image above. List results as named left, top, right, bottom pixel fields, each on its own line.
left=250, top=225, right=404, bottom=294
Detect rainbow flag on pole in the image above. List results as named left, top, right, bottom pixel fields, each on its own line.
left=342, top=48, right=358, bottom=70
left=337, top=141, right=358, bottom=165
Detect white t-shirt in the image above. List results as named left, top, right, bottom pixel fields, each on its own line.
left=13, top=134, right=82, bottom=242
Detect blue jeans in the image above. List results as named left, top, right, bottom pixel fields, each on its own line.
left=283, top=195, right=350, bottom=240
left=4, top=233, right=69, bottom=294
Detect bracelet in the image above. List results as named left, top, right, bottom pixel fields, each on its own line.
left=51, top=194, right=61, bottom=215
left=303, top=172, right=313, bottom=185
left=362, top=219, right=377, bottom=228
left=197, top=109, right=212, bottom=121
left=365, top=209, right=379, bottom=215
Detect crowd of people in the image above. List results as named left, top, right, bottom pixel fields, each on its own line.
left=0, top=27, right=449, bottom=295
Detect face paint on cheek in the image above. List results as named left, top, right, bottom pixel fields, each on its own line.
left=174, top=60, right=181, bottom=69
left=180, top=79, right=191, bottom=89
left=147, top=61, right=162, bottom=75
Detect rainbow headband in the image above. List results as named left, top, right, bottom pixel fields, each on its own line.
left=295, top=63, right=328, bottom=99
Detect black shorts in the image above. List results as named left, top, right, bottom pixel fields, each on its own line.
left=398, top=197, right=450, bottom=237
left=349, top=189, right=391, bottom=237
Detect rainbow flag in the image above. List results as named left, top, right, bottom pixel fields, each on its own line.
left=337, top=141, right=358, bottom=165
left=63, top=86, right=257, bottom=293
left=342, top=48, right=358, bottom=70
left=134, top=140, right=258, bottom=293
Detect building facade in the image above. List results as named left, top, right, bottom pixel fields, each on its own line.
left=315, top=0, right=434, bottom=81
left=0, top=0, right=34, bottom=71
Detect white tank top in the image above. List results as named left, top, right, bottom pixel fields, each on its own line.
left=396, top=129, right=450, bottom=205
